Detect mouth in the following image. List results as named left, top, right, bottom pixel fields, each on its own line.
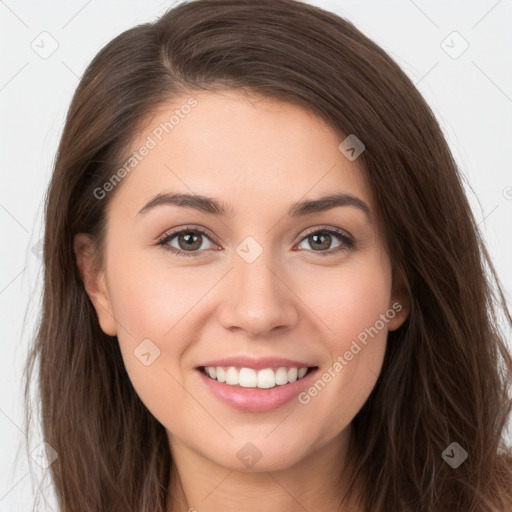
left=197, top=365, right=319, bottom=389
left=196, top=364, right=320, bottom=412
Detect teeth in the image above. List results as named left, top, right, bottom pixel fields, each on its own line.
left=216, top=367, right=226, bottom=383
left=203, top=366, right=311, bottom=389
left=298, top=367, right=308, bottom=379
left=275, top=367, right=288, bottom=385
left=226, top=367, right=239, bottom=385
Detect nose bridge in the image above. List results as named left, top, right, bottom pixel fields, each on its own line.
left=218, top=235, right=298, bottom=337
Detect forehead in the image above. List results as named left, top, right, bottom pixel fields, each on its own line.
left=112, top=90, right=372, bottom=216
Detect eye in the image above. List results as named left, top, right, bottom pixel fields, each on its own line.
left=156, top=226, right=354, bottom=258
left=157, top=226, right=218, bottom=258
left=295, top=228, right=354, bottom=256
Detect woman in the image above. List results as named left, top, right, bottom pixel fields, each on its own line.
left=23, top=0, right=512, bottom=510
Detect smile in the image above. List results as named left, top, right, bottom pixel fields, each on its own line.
left=196, top=365, right=319, bottom=412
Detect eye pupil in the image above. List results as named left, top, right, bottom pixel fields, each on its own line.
left=310, top=233, right=331, bottom=250
left=179, top=232, right=201, bottom=251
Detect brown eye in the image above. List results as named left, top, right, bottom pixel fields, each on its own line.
left=306, top=232, right=334, bottom=251
left=158, top=227, right=217, bottom=257
left=295, top=228, right=354, bottom=256
left=176, top=231, right=203, bottom=251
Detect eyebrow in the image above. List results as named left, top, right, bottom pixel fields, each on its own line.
left=137, top=192, right=371, bottom=221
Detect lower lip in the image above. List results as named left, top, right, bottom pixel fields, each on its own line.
left=196, top=368, right=318, bottom=412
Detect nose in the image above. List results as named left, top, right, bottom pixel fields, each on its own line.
left=217, top=251, right=299, bottom=339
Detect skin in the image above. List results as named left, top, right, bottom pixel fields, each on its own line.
left=75, top=90, right=410, bottom=512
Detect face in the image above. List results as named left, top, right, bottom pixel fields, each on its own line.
left=75, top=90, right=409, bottom=473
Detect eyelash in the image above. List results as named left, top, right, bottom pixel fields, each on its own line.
left=156, top=225, right=355, bottom=258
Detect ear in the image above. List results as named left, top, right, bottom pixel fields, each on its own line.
left=387, top=265, right=411, bottom=331
left=74, top=233, right=117, bottom=336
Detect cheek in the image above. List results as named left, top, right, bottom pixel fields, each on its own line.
left=296, top=257, right=391, bottom=421
left=106, top=251, right=203, bottom=342
left=306, top=255, right=392, bottom=352
left=105, top=260, right=200, bottom=429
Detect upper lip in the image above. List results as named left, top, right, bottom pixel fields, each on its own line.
left=197, top=356, right=318, bottom=370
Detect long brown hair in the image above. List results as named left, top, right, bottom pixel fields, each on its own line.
left=23, top=0, right=512, bottom=510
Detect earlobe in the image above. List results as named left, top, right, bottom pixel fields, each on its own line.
left=388, top=266, right=411, bottom=332
left=73, top=233, right=117, bottom=336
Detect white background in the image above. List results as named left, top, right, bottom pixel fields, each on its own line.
left=1, top=1, right=511, bottom=510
